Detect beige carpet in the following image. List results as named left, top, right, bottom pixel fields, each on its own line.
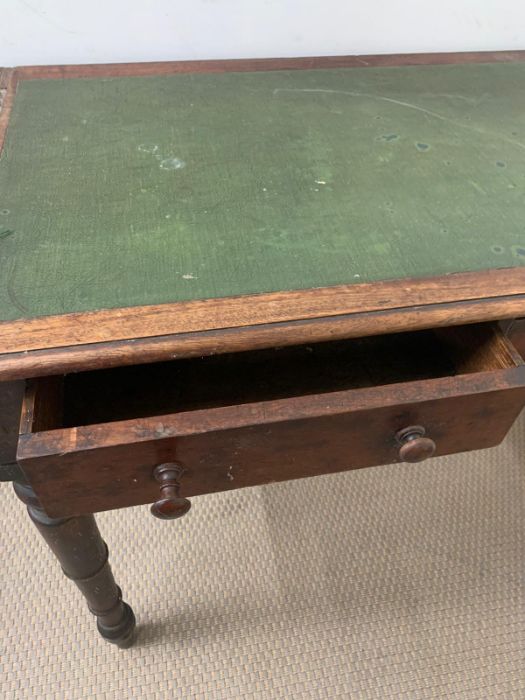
left=1, top=416, right=525, bottom=699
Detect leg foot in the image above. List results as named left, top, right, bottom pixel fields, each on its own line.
left=14, top=480, right=136, bottom=647
left=97, top=599, right=136, bottom=648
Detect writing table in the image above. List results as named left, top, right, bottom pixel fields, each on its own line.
left=1, top=51, right=525, bottom=647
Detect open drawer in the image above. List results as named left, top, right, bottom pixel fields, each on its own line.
left=17, top=322, right=525, bottom=517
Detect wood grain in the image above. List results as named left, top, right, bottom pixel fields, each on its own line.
left=19, top=376, right=63, bottom=435
left=507, top=318, right=525, bottom=358
left=19, top=378, right=525, bottom=518
left=1, top=291, right=525, bottom=382
left=1, top=268, right=524, bottom=354
left=13, top=50, right=525, bottom=82
left=17, top=323, right=525, bottom=516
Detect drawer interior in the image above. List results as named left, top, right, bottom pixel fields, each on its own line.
left=27, top=322, right=518, bottom=431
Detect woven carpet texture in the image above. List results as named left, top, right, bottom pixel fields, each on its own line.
left=1, top=414, right=525, bottom=699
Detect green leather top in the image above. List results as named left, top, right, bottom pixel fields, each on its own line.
left=1, top=62, right=524, bottom=321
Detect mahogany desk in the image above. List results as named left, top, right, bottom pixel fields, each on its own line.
left=1, top=52, right=525, bottom=648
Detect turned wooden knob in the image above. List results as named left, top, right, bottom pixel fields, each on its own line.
left=150, top=463, right=191, bottom=520
left=396, top=426, right=436, bottom=463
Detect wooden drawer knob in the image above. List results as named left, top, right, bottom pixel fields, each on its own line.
left=396, top=426, right=436, bottom=463
left=150, top=463, right=191, bottom=520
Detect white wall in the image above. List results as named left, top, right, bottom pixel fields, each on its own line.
left=2, top=0, right=525, bottom=66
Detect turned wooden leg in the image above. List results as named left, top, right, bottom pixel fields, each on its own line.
left=13, top=480, right=136, bottom=648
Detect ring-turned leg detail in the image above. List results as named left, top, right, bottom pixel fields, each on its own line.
left=13, top=480, right=136, bottom=648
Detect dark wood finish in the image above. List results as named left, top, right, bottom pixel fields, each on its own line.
left=1, top=51, right=525, bottom=379
left=18, top=375, right=63, bottom=435
left=12, top=481, right=136, bottom=647
left=12, top=378, right=136, bottom=647
left=17, top=324, right=525, bottom=517
left=150, top=463, right=191, bottom=520
left=55, top=330, right=461, bottom=426
left=396, top=426, right=436, bottom=463
left=0, top=379, right=24, bottom=478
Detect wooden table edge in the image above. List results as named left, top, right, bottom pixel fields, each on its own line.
left=1, top=279, right=525, bottom=381
left=1, top=52, right=525, bottom=377
left=0, top=267, right=523, bottom=351
left=11, top=49, right=525, bottom=80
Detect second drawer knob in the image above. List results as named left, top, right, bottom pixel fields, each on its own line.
left=151, top=463, right=191, bottom=520
left=396, top=426, right=436, bottom=463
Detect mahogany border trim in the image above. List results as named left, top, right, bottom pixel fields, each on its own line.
left=0, top=268, right=524, bottom=358
left=12, top=50, right=525, bottom=81
left=1, top=289, right=525, bottom=381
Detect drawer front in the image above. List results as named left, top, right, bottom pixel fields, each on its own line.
left=18, top=371, right=525, bottom=518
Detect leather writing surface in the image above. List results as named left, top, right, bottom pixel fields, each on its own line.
left=1, top=63, right=524, bottom=321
